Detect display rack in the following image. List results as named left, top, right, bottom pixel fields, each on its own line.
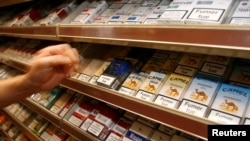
left=1, top=24, right=250, bottom=141
left=0, top=110, right=42, bottom=141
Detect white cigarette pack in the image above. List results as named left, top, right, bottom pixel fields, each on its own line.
left=185, top=0, right=234, bottom=24
left=178, top=73, right=221, bottom=117
left=230, top=0, right=250, bottom=25
left=157, top=0, right=196, bottom=24
left=208, top=83, right=250, bottom=124
left=71, top=1, right=108, bottom=24
left=143, top=6, right=169, bottom=24
left=154, top=73, right=191, bottom=108
left=136, top=71, right=168, bottom=102
left=118, top=72, right=146, bottom=96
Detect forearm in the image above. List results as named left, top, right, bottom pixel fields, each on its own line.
left=0, top=74, right=39, bottom=108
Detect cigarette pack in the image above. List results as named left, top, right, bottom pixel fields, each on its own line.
left=50, top=89, right=75, bottom=115
left=123, top=111, right=138, bottom=121
left=125, top=121, right=154, bottom=141
left=230, top=1, right=250, bottom=25
left=208, top=83, right=250, bottom=124
left=105, top=117, right=133, bottom=141
left=157, top=0, right=196, bottom=24
left=204, top=55, right=231, bottom=65
left=118, top=72, right=147, bottom=96
left=150, top=130, right=171, bottom=141
left=68, top=101, right=94, bottom=127
left=40, top=124, right=59, bottom=141
left=200, top=62, right=227, bottom=77
left=154, top=73, right=191, bottom=108
left=229, top=59, right=250, bottom=86
left=71, top=1, right=108, bottom=24
left=78, top=59, right=105, bottom=82
left=86, top=104, right=119, bottom=140
left=38, top=86, right=67, bottom=109
left=58, top=93, right=82, bottom=117
left=33, top=119, right=49, bottom=136
left=89, top=61, right=111, bottom=84
left=140, top=50, right=169, bottom=73
left=49, top=128, right=69, bottom=141
left=16, top=106, right=33, bottom=123
left=8, top=125, right=21, bottom=139
left=178, top=73, right=221, bottom=117
left=97, top=58, right=136, bottom=90
left=143, top=6, right=168, bottom=24
left=136, top=71, right=168, bottom=102
left=157, top=124, right=176, bottom=136
left=136, top=116, right=159, bottom=128
left=161, top=52, right=183, bottom=73
left=185, top=0, right=234, bottom=24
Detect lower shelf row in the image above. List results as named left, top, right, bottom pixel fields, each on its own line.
left=1, top=86, right=204, bottom=141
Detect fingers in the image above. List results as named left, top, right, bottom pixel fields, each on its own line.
left=31, top=55, right=72, bottom=70
left=32, top=43, right=80, bottom=72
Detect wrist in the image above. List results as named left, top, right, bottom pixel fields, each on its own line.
left=19, top=74, right=41, bottom=95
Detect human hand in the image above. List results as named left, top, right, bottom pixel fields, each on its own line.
left=24, top=44, right=80, bottom=91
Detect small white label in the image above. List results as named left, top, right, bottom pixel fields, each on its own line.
left=178, top=100, right=207, bottom=117
left=88, top=121, right=105, bottom=136
left=68, top=116, right=83, bottom=127
left=201, top=62, right=226, bottom=76
left=154, top=95, right=178, bottom=109
left=187, top=8, right=224, bottom=22
left=160, top=10, right=188, bottom=20
left=80, top=118, right=93, bottom=131
left=78, top=74, right=92, bottom=82
left=96, top=114, right=112, bottom=127
left=136, top=90, right=155, bottom=101
left=174, top=65, right=197, bottom=76
left=119, top=87, right=136, bottom=96
left=208, top=110, right=241, bottom=124
left=97, top=75, right=116, bottom=86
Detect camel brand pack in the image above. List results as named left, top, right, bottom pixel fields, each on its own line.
left=208, top=83, right=250, bottom=124
left=136, top=71, right=168, bottom=102
left=229, top=59, right=250, bottom=87
left=174, top=53, right=204, bottom=77
left=161, top=52, right=183, bottom=73
left=154, top=73, right=191, bottom=108
left=178, top=73, right=221, bottom=117
left=119, top=72, right=147, bottom=96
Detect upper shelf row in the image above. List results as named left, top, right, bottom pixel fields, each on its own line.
left=1, top=24, right=250, bottom=59
left=1, top=0, right=250, bottom=59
